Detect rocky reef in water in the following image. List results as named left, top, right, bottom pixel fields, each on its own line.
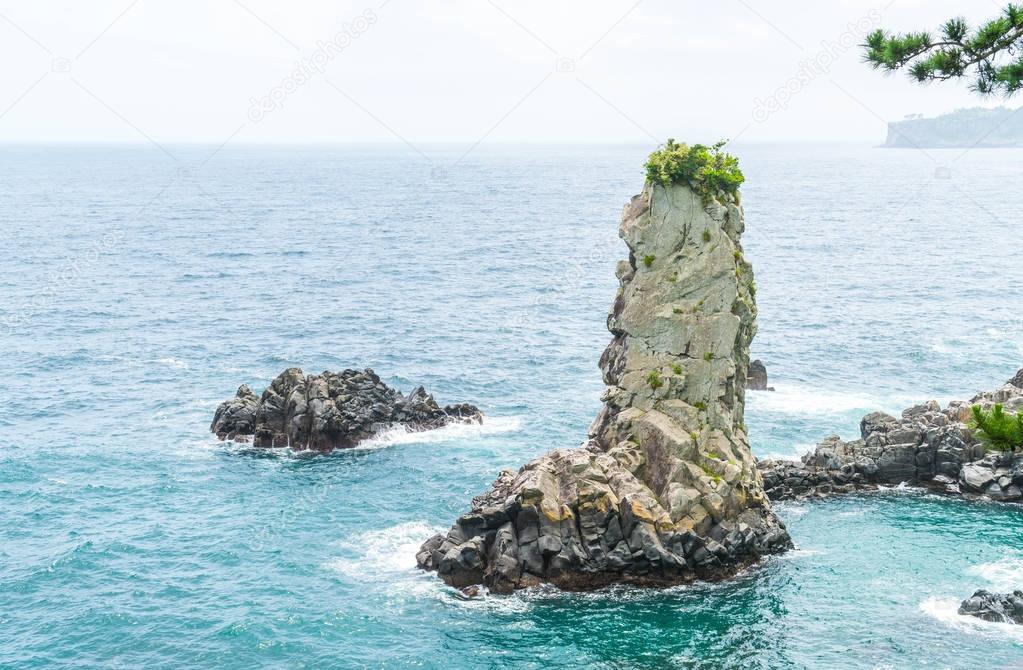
left=416, top=178, right=792, bottom=593
left=758, top=368, right=1023, bottom=502
left=211, top=368, right=482, bottom=451
left=959, top=589, right=1023, bottom=624
left=747, top=359, right=772, bottom=391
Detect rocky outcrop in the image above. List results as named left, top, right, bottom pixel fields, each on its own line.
left=758, top=369, right=1023, bottom=501
left=417, top=180, right=791, bottom=593
left=211, top=368, right=482, bottom=450
left=959, top=590, right=1023, bottom=624
left=747, top=359, right=771, bottom=391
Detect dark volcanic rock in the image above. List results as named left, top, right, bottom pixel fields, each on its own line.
left=747, top=359, right=771, bottom=391
left=959, top=589, right=1023, bottom=624
left=758, top=367, right=1023, bottom=502
left=211, top=368, right=482, bottom=450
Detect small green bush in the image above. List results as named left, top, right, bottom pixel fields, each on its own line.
left=643, top=254, right=655, bottom=268
left=971, top=404, right=1023, bottom=452
left=693, top=401, right=707, bottom=411
left=672, top=363, right=682, bottom=375
left=647, top=370, right=664, bottom=390
left=645, top=139, right=744, bottom=202
left=703, top=352, right=713, bottom=362
left=702, top=230, right=712, bottom=243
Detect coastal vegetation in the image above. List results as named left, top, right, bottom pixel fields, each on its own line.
left=644, top=139, right=744, bottom=201
left=864, top=4, right=1023, bottom=95
left=971, top=403, right=1023, bottom=452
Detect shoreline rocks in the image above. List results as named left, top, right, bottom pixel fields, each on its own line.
left=417, top=178, right=791, bottom=593
left=757, top=368, right=1023, bottom=502
left=211, top=368, right=482, bottom=451
left=959, top=589, right=1023, bottom=624
left=747, top=359, right=772, bottom=391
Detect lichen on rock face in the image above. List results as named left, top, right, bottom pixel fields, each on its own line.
left=417, top=174, right=792, bottom=593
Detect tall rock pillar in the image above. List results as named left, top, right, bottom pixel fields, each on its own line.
left=417, top=174, right=791, bottom=593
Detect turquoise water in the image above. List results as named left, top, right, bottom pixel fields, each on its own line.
left=1, top=143, right=1022, bottom=668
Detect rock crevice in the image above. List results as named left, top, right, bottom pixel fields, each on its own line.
left=418, top=180, right=791, bottom=593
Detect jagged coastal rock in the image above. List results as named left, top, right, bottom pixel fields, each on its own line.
left=958, top=590, right=1023, bottom=624
left=758, top=368, right=1023, bottom=501
left=211, top=368, right=482, bottom=450
left=417, top=177, right=792, bottom=593
left=747, top=359, right=771, bottom=391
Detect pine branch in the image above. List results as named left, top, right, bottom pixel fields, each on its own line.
left=863, top=4, right=1023, bottom=96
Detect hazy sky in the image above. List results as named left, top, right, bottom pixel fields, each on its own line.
left=0, top=0, right=1010, bottom=145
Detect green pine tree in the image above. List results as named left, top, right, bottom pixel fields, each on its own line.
left=864, top=5, right=1023, bottom=95
left=970, top=403, right=1023, bottom=452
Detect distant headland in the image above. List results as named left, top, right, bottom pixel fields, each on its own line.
left=885, top=107, right=1023, bottom=148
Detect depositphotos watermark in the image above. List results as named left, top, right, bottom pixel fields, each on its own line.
left=248, top=9, right=378, bottom=123
left=752, top=9, right=882, bottom=123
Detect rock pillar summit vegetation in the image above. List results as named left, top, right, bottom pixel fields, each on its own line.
left=417, top=142, right=792, bottom=592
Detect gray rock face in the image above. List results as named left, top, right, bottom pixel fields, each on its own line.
left=211, top=368, right=482, bottom=450
left=418, top=181, right=791, bottom=593
left=758, top=368, right=1023, bottom=502
left=959, top=589, right=1023, bottom=624
left=747, top=359, right=770, bottom=391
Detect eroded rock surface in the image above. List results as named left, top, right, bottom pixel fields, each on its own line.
left=758, top=369, right=1023, bottom=501
left=959, top=589, right=1023, bottom=624
left=417, top=181, right=791, bottom=593
left=211, top=368, right=481, bottom=450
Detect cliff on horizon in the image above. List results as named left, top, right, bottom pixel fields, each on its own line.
left=885, top=107, right=1023, bottom=148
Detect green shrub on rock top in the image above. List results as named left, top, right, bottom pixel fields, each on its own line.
left=971, top=404, right=1023, bottom=452
left=645, top=139, right=744, bottom=201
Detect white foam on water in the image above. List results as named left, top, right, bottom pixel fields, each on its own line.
left=749, top=384, right=953, bottom=422
left=758, top=442, right=816, bottom=462
left=326, top=521, right=440, bottom=580
left=777, top=548, right=826, bottom=560
left=920, top=597, right=1023, bottom=642
left=155, top=357, right=188, bottom=369
left=967, top=555, right=1023, bottom=593
left=324, top=521, right=535, bottom=612
left=747, top=384, right=901, bottom=417
left=355, top=416, right=523, bottom=450
left=773, top=503, right=809, bottom=519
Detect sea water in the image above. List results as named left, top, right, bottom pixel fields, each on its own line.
left=1, top=143, right=1022, bottom=668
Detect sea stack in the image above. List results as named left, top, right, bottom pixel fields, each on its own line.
left=417, top=153, right=792, bottom=592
